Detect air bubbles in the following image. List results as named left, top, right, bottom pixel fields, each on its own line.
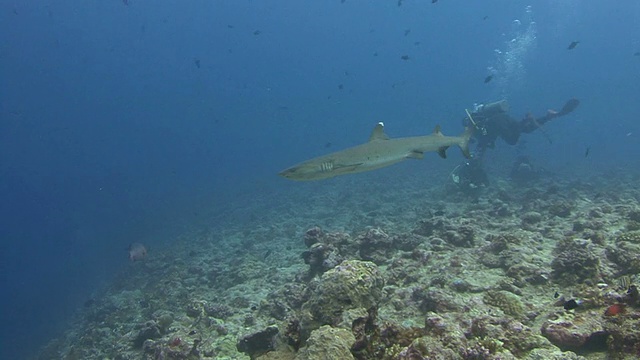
left=488, top=5, right=538, bottom=98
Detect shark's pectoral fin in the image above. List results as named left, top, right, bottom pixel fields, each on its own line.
left=407, top=151, right=424, bottom=159
left=437, top=146, right=449, bottom=159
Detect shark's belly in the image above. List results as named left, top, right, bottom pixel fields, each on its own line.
left=331, top=149, right=409, bottom=175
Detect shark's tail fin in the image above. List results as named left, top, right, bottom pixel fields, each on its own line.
left=459, top=126, right=473, bottom=159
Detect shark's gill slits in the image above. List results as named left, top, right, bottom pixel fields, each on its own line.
left=320, top=162, right=334, bottom=172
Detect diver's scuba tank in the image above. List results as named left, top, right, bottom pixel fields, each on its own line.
left=466, top=99, right=508, bottom=136
left=474, top=100, right=509, bottom=116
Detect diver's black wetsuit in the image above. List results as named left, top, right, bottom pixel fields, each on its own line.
left=451, top=98, right=580, bottom=192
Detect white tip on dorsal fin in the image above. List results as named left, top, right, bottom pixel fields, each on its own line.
left=433, top=124, right=444, bottom=136
left=369, top=122, right=389, bottom=141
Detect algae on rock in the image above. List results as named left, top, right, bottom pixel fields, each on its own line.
left=295, top=325, right=355, bottom=360
left=303, top=260, right=385, bottom=327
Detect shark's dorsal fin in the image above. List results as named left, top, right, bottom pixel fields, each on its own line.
left=369, top=122, right=389, bottom=141
left=433, top=125, right=444, bottom=136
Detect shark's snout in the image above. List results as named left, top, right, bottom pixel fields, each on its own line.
left=278, top=166, right=300, bottom=179
left=279, top=163, right=329, bottom=181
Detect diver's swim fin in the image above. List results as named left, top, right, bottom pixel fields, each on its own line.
left=559, top=98, right=580, bottom=116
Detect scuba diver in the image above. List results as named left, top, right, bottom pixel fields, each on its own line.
left=450, top=98, right=580, bottom=193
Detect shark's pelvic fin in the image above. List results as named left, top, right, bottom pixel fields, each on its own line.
left=407, top=151, right=424, bottom=159
left=437, top=146, right=449, bottom=159
left=369, top=122, right=390, bottom=142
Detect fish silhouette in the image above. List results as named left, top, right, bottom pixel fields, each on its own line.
left=567, top=41, right=579, bottom=50
left=128, top=243, right=147, bottom=261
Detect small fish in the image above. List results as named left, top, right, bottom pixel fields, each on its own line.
left=227, top=25, right=234, bottom=29
left=484, top=75, right=493, bottom=83
left=373, top=52, right=378, bottom=57
left=567, top=41, right=579, bottom=50
left=341, top=0, right=346, bottom=3
left=324, top=142, right=332, bottom=148
left=414, top=42, right=421, bottom=46
left=634, top=52, right=640, bottom=56
left=584, top=146, right=590, bottom=157
left=404, top=29, right=411, bottom=36
left=397, top=0, right=403, bottom=7
left=604, top=303, right=626, bottom=316
left=253, top=30, right=261, bottom=35
left=618, top=275, right=631, bottom=291
left=483, top=15, right=489, bottom=20
left=338, top=84, right=343, bottom=90
left=194, top=58, right=201, bottom=68
left=128, top=243, right=147, bottom=261
left=263, top=249, right=272, bottom=260
left=400, top=55, right=410, bottom=61
left=432, top=0, right=438, bottom=3
left=553, top=291, right=560, bottom=298
left=563, top=299, right=581, bottom=310
left=122, top=0, right=129, bottom=6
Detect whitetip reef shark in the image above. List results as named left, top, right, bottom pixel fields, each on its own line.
left=279, top=122, right=472, bottom=181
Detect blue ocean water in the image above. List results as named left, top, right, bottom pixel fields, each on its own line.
left=0, top=1, right=638, bottom=358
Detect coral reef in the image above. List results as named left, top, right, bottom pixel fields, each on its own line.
left=303, top=259, right=384, bottom=327
left=295, top=325, right=355, bottom=360
left=35, top=171, right=640, bottom=359
left=483, top=290, right=526, bottom=319
left=551, top=238, right=601, bottom=285
left=357, top=228, right=393, bottom=264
